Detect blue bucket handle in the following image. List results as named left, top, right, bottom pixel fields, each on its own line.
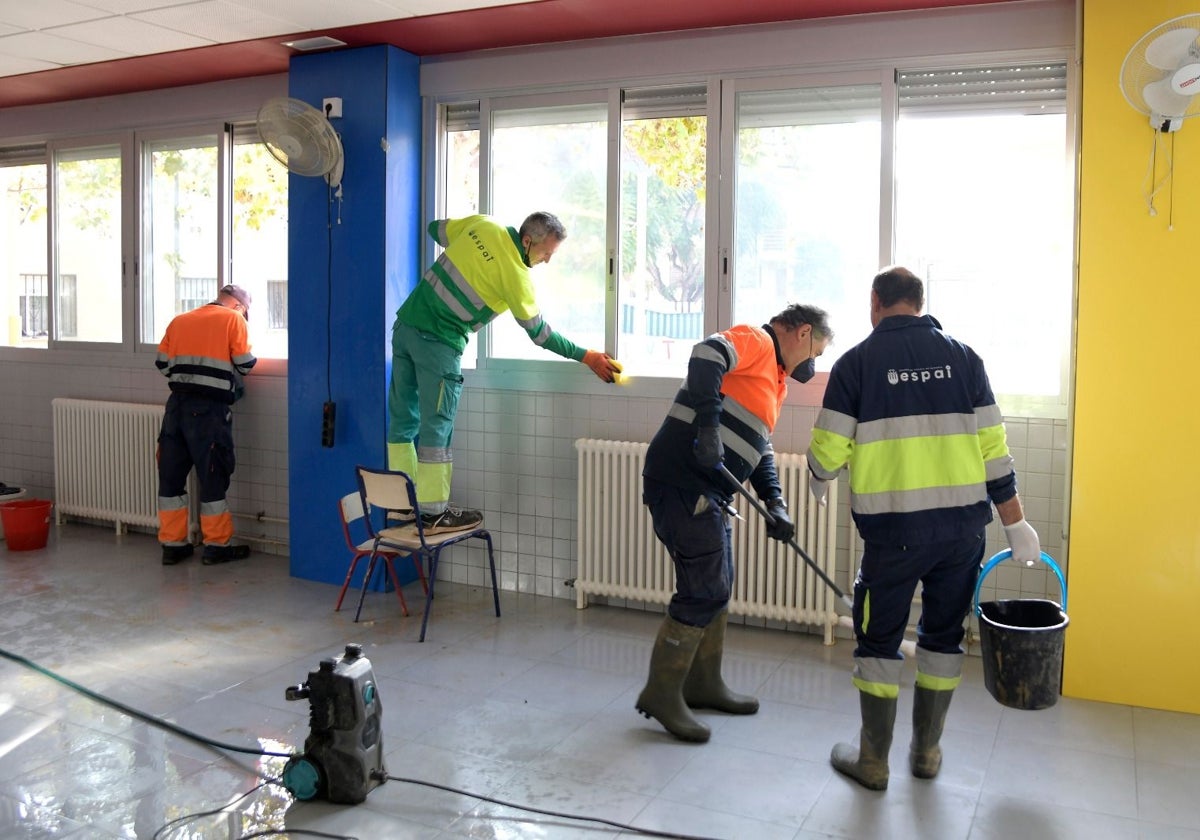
left=973, top=549, right=1067, bottom=616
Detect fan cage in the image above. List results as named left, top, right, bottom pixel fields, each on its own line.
left=1119, top=14, right=1200, bottom=121
left=256, top=97, right=344, bottom=178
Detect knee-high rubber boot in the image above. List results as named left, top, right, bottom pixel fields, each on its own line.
left=831, top=691, right=897, bottom=791
left=636, top=617, right=710, bottom=743
left=909, top=686, right=955, bottom=778
left=682, top=610, right=759, bottom=714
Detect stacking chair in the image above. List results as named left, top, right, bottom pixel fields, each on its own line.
left=354, top=465, right=500, bottom=642
left=335, top=491, right=428, bottom=616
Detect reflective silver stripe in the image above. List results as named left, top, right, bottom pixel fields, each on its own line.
left=914, top=649, right=964, bottom=680
left=425, top=268, right=475, bottom=322
left=158, top=494, right=188, bottom=512
left=721, top=395, right=770, bottom=440
left=666, top=395, right=769, bottom=442
left=169, top=372, right=235, bottom=391
left=853, top=656, right=904, bottom=687
left=232, top=352, right=255, bottom=370
left=171, top=354, right=236, bottom=374
left=851, top=483, right=987, bottom=515
left=985, top=453, right=1015, bottom=481
left=815, top=408, right=857, bottom=439
left=435, top=256, right=489, bottom=311
left=200, top=499, right=229, bottom=516
left=516, top=315, right=553, bottom=345
left=666, top=399, right=763, bottom=465
left=709, top=333, right=737, bottom=368
left=721, top=428, right=761, bottom=465
left=432, top=220, right=449, bottom=242
left=692, top=337, right=733, bottom=369
left=417, top=445, right=452, bottom=463
left=806, top=453, right=835, bottom=480
left=855, top=412, right=977, bottom=445
left=807, top=450, right=840, bottom=481
left=668, top=402, right=695, bottom=424
left=975, top=403, right=1003, bottom=427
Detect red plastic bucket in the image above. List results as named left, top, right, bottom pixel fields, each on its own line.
left=0, top=499, right=53, bottom=551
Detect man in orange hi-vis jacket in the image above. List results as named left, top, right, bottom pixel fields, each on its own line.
left=155, top=285, right=257, bottom=565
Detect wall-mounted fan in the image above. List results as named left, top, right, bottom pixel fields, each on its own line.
left=257, top=96, right=344, bottom=187
left=1120, top=14, right=1200, bottom=132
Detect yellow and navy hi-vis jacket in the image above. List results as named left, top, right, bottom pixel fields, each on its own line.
left=394, top=215, right=585, bottom=361
left=643, top=323, right=788, bottom=501
left=807, top=314, right=1016, bottom=545
left=155, top=303, right=256, bottom=404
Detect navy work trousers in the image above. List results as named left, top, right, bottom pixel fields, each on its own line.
left=853, top=533, right=986, bottom=660
left=157, top=392, right=235, bottom=508
left=643, top=477, right=732, bottom=628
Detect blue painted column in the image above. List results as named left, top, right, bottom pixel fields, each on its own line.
left=287, top=46, right=420, bottom=586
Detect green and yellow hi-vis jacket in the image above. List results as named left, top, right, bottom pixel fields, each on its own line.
left=395, top=215, right=584, bottom=360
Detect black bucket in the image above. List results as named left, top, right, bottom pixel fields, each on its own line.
left=973, top=550, right=1068, bottom=711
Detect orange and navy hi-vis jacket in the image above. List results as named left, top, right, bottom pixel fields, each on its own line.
left=155, top=303, right=256, bottom=404
left=643, top=323, right=788, bottom=501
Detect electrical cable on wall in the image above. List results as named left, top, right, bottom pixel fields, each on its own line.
left=321, top=178, right=337, bottom=448
left=1142, top=128, right=1176, bottom=224
left=255, top=96, right=344, bottom=446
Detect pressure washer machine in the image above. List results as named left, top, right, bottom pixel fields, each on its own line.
left=281, top=643, right=386, bottom=804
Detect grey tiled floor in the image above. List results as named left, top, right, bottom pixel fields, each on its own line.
left=1, top=523, right=1198, bottom=839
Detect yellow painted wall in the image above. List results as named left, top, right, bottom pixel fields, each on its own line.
left=1067, top=0, right=1200, bottom=712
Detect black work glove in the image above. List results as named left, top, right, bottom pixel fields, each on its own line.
left=765, top=498, right=795, bottom=543
left=693, top=426, right=724, bottom=469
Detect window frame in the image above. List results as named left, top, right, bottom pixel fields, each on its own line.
left=0, top=76, right=289, bottom=377
left=428, top=47, right=1075, bottom=416
left=47, top=133, right=133, bottom=352
left=135, top=123, right=226, bottom=353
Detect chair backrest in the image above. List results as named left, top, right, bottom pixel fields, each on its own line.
left=356, top=466, right=420, bottom=533
left=338, top=491, right=365, bottom=550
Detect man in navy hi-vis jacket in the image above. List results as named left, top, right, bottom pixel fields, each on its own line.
left=808, top=266, right=1041, bottom=790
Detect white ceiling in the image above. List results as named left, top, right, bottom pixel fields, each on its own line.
left=0, top=0, right=530, bottom=80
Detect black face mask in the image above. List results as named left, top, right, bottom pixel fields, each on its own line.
left=790, top=331, right=816, bottom=383
left=791, top=357, right=816, bottom=383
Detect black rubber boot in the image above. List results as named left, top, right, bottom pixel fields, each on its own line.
left=161, top=543, right=194, bottom=565
left=831, top=691, right=897, bottom=791
left=202, top=543, right=251, bottom=565
left=636, top=617, right=710, bottom=743
left=683, top=610, right=759, bottom=714
left=909, top=686, right=955, bottom=779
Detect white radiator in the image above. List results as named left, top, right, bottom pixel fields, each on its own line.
left=52, top=398, right=171, bottom=534
left=575, top=438, right=844, bottom=643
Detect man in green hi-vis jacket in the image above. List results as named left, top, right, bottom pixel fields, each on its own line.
left=388, top=211, right=620, bottom=534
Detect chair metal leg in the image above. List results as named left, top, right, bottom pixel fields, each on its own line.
left=413, top=555, right=429, bottom=596
left=354, top=553, right=379, bottom=623
left=383, top=556, right=410, bottom=617
left=484, top=532, right=500, bottom=618
left=335, top=554, right=362, bottom=611
left=418, top=550, right=437, bottom=642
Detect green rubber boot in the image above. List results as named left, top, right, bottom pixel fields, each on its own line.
left=831, top=690, right=897, bottom=791
left=909, top=686, right=955, bottom=779
left=683, top=610, right=759, bottom=714
left=636, top=616, right=710, bottom=743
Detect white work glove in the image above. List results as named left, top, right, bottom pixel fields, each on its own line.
left=809, top=474, right=828, bottom=506
left=1003, top=518, right=1040, bottom=566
